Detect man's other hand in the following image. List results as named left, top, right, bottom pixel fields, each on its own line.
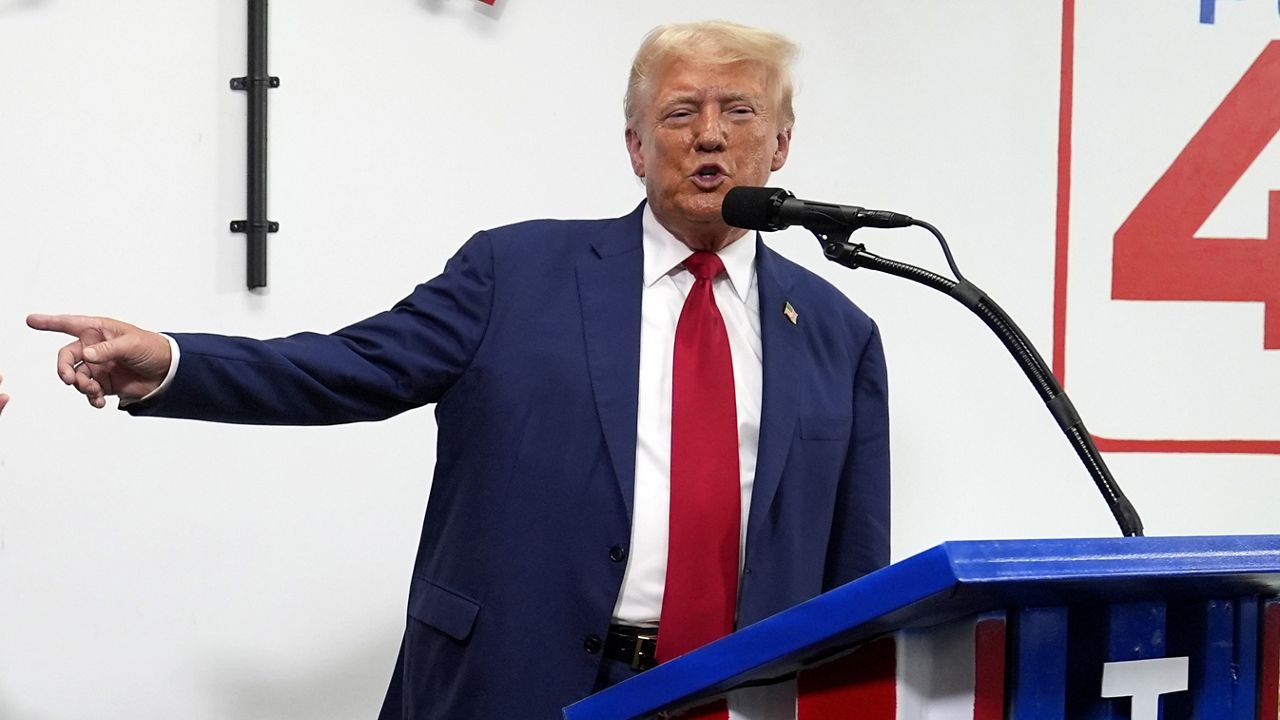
left=27, top=314, right=173, bottom=408
left=0, top=374, right=9, bottom=415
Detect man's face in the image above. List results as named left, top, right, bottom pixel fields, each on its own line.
left=626, top=57, right=791, bottom=251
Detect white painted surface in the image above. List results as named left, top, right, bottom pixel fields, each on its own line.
left=0, top=2, right=1275, bottom=718
left=728, top=678, right=798, bottom=720
left=1069, top=0, right=1280, bottom=438
left=1101, top=656, right=1191, bottom=720
left=898, top=619, right=978, bottom=720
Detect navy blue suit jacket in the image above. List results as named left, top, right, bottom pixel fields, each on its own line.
left=131, top=204, right=890, bottom=719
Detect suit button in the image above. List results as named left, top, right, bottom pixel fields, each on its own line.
left=609, top=545, right=627, bottom=562
left=583, top=634, right=602, bottom=654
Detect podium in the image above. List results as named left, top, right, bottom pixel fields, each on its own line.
left=564, top=535, right=1280, bottom=719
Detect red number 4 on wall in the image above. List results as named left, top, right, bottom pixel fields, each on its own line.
left=1112, top=41, right=1280, bottom=350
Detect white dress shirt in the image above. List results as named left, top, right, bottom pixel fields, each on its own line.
left=611, top=205, right=764, bottom=626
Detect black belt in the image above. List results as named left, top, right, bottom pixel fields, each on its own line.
left=605, top=624, right=658, bottom=671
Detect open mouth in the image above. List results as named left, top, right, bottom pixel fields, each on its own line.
left=691, top=164, right=727, bottom=188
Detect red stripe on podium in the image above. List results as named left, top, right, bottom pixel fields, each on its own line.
left=797, top=637, right=896, bottom=720
left=973, top=617, right=1007, bottom=720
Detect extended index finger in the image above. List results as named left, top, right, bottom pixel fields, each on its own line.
left=27, top=314, right=103, bottom=338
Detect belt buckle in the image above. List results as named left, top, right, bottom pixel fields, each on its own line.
left=631, top=630, right=657, bottom=671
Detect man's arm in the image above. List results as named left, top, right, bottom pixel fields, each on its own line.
left=823, top=321, right=891, bottom=589
left=28, top=232, right=496, bottom=424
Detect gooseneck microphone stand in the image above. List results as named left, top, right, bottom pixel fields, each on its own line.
left=819, top=221, right=1144, bottom=538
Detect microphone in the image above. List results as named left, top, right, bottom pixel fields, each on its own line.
left=722, top=186, right=914, bottom=234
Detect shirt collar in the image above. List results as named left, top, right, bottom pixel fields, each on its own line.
left=641, top=204, right=756, bottom=303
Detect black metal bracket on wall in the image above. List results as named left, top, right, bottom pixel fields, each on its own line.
left=229, top=0, right=279, bottom=289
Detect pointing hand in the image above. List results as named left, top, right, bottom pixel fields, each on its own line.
left=27, top=314, right=173, bottom=408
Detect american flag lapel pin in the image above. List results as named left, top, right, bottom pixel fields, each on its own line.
left=783, top=301, right=798, bottom=325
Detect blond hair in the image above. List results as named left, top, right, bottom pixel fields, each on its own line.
left=624, top=20, right=798, bottom=130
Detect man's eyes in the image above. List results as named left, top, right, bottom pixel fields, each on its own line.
left=662, top=106, right=756, bottom=122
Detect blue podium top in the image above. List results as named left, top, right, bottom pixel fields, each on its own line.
left=564, top=534, right=1280, bottom=720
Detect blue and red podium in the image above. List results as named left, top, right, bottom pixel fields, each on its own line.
left=565, top=535, right=1280, bottom=719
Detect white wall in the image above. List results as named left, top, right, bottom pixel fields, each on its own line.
left=0, top=1, right=1275, bottom=717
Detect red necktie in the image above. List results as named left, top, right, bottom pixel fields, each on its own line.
left=657, top=252, right=740, bottom=718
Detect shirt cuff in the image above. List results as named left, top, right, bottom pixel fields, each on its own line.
left=119, top=334, right=181, bottom=407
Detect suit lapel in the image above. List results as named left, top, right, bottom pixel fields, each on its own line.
left=577, top=221, right=802, bottom=530
left=577, top=206, right=645, bottom=519
left=747, top=239, right=802, bottom=546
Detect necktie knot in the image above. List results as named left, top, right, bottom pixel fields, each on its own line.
left=683, top=252, right=725, bottom=282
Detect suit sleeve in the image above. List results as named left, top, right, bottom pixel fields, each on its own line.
left=823, top=321, right=890, bottom=589
left=128, top=232, right=496, bottom=425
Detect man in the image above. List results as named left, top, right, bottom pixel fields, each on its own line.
left=29, top=21, right=888, bottom=719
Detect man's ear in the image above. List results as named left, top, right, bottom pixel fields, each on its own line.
left=771, top=127, right=792, bottom=172
left=625, top=128, right=645, bottom=178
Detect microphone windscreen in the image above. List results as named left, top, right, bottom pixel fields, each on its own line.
left=722, top=186, right=786, bottom=231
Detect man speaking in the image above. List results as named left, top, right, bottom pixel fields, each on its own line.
left=29, top=20, right=889, bottom=719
